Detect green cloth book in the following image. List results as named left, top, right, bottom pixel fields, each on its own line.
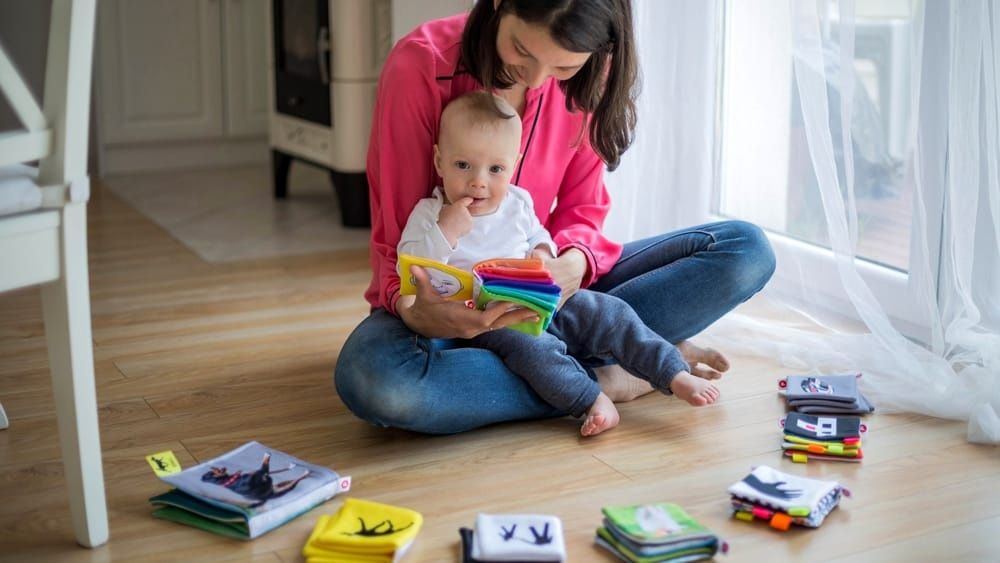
left=595, top=503, right=722, bottom=562
left=595, top=528, right=716, bottom=563
left=149, top=441, right=349, bottom=540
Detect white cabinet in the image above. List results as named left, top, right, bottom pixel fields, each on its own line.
left=96, top=0, right=269, bottom=173
left=224, top=0, right=270, bottom=136
left=93, top=0, right=467, bottom=175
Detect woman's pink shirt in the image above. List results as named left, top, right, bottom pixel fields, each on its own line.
left=366, top=14, right=623, bottom=314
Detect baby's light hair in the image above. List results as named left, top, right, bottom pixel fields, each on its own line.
left=439, top=91, right=521, bottom=140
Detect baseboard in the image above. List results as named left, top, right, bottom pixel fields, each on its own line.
left=97, top=137, right=269, bottom=176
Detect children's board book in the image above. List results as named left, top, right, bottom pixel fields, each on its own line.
left=398, top=254, right=561, bottom=336
left=148, top=441, right=350, bottom=540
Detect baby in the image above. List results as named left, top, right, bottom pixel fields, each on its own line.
left=398, top=91, right=719, bottom=436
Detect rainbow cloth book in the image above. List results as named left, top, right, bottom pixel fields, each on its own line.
left=148, top=441, right=350, bottom=540
left=398, top=254, right=561, bottom=336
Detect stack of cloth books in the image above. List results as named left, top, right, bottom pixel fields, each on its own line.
left=779, top=373, right=875, bottom=414
left=303, top=498, right=423, bottom=562
left=459, top=513, right=566, bottom=562
left=728, top=466, right=849, bottom=531
left=782, top=412, right=866, bottom=463
left=594, top=502, right=725, bottom=562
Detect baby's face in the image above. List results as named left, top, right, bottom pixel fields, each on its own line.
left=435, top=121, right=520, bottom=216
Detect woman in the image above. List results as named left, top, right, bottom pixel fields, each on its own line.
left=335, top=0, right=776, bottom=434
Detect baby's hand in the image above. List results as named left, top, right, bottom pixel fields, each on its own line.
left=437, top=196, right=474, bottom=247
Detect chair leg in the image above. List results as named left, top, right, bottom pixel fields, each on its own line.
left=0, top=401, right=8, bottom=429
left=40, top=202, right=108, bottom=548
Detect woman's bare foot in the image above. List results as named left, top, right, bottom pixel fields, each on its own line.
left=595, top=364, right=654, bottom=402
left=669, top=371, right=720, bottom=406
left=677, top=341, right=730, bottom=380
left=581, top=392, right=621, bottom=436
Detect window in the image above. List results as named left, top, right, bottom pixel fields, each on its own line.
left=714, top=0, right=930, bottom=336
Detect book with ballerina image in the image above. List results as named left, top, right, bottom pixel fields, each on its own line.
left=397, top=254, right=561, bottom=336
left=148, top=441, right=350, bottom=540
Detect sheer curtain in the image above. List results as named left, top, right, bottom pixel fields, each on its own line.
left=609, top=0, right=1000, bottom=444
left=604, top=1, right=718, bottom=241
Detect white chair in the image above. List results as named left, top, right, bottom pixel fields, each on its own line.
left=0, top=0, right=108, bottom=548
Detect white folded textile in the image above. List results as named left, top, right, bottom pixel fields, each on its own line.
left=0, top=164, right=43, bottom=216
left=472, top=513, right=566, bottom=562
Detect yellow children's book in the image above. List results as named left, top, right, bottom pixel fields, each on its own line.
left=397, top=254, right=561, bottom=336
left=302, top=498, right=423, bottom=562
left=398, top=255, right=475, bottom=301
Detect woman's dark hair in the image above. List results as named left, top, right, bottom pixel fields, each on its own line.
left=460, top=0, right=638, bottom=170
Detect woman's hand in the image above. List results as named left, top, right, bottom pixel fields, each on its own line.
left=531, top=247, right=587, bottom=309
left=397, top=265, right=540, bottom=338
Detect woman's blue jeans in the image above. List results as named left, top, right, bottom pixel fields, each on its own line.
left=334, top=220, right=776, bottom=434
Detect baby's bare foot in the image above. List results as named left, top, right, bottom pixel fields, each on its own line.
left=669, top=371, right=720, bottom=406
left=595, top=364, right=654, bottom=402
left=677, top=341, right=730, bottom=380
left=581, top=392, right=621, bottom=436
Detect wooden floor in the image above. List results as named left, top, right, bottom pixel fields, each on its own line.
left=1, top=181, right=998, bottom=562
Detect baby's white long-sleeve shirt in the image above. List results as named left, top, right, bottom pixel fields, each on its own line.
left=398, top=185, right=558, bottom=271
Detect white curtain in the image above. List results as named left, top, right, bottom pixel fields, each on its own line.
left=604, top=1, right=718, bottom=241
left=611, top=0, right=1000, bottom=444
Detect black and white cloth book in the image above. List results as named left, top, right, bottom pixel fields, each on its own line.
left=727, top=465, right=842, bottom=515
left=470, top=513, right=566, bottom=562
left=782, top=374, right=875, bottom=414
left=783, top=412, right=863, bottom=441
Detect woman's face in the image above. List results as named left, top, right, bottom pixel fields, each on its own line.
left=495, top=13, right=592, bottom=89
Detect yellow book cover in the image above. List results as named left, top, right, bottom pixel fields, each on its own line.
left=304, top=498, right=423, bottom=555
left=397, top=254, right=474, bottom=301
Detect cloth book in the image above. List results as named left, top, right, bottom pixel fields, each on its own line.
left=781, top=412, right=866, bottom=463
left=780, top=374, right=875, bottom=414
left=149, top=441, right=348, bottom=540
left=398, top=254, right=561, bottom=336
left=463, top=513, right=566, bottom=562
left=594, top=502, right=723, bottom=562
left=727, top=465, right=847, bottom=530
left=302, top=498, right=423, bottom=563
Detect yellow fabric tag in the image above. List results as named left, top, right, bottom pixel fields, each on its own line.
left=145, top=450, right=182, bottom=476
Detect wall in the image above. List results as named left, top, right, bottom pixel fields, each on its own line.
left=0, top=0, right=99, bottom=170
left=0, top=0, right=50, bottom=132
left=392, top=0, right=470, bottom=43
